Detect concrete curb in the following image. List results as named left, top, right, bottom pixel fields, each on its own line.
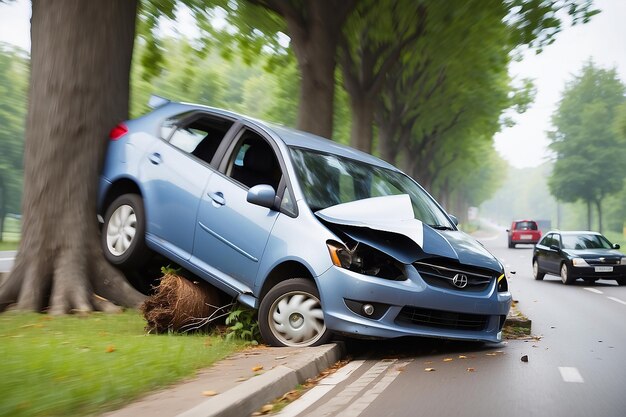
left=177, top=342, right=346, bottom=417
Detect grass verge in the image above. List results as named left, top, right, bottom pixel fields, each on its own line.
left=0, top=310, right=245, bottom=417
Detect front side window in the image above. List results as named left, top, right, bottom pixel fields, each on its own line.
left=289, top=147, right=454, bottom=228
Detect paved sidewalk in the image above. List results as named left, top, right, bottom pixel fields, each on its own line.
left=102, top=343, right=345, bottom=417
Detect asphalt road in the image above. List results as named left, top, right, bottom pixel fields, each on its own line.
left=0, top=250, right=15, bottom=272
left=277, top=230, right=626, bottom=417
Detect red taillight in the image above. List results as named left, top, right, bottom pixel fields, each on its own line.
left=109, top=123, right=128, bottom=140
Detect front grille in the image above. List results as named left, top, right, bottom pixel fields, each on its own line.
left=414, top=260, right=494, bottom=292
left=585, top=257, right=621, bottom=266
left=396, top=306, right=489, bottom=331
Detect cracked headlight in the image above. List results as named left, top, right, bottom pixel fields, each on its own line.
left=326, top=240, right=406, bottom=280
left=572, top=258, right=590, bottom=267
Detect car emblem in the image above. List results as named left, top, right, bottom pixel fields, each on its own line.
left=599, top=257, right=605, bottom=263
left=452, top=274, right=468, bottom=289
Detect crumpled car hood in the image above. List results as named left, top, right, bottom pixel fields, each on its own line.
left=315, top=194, right=501, bottom=271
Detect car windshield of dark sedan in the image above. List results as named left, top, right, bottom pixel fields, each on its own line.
left=289, top=147, right=454, bottom=228
left=562, top=234, right=613, bottom=250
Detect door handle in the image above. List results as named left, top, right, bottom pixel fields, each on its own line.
left=148, top=152, right=162, bottom=165
left=208, top=191, right=225, bottom=206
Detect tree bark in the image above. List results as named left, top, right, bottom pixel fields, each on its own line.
left=596, top=198, right=603, bottom=233
left=0, top=0, right=145, bottom=313
left=586, top=200, right=592, bottom=231
left=266, top=0, right=355, bottom=139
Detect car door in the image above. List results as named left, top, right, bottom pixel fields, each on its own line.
left=544, top=233, right=563, bottom=274
left=191, top=127, right=282, bottom=292
left=140, top=112, right=235, bottom=261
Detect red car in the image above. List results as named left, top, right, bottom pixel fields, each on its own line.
left=507, top=220, right=542, bottom=248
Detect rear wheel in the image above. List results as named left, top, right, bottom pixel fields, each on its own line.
left=508, top=239, right=515, bottom=249
left=101, top=194, right=149, bottom=268
left=560, top=263, right=576, bottom=285
left=532, top=260, right=545, bottom=281
left=259, top=278, right=332, bottom=347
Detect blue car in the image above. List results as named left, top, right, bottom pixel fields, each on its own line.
left=98, top=96, right=511, bottom=347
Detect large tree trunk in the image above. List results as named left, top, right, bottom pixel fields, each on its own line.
left=586, top=201, right=592, bottom=231
left=596, top=198, right=603, bottom=233
left=349, top=96, right=375, bottom=153
left=269, top=0, right=355, bottom=139
left=0, top=0, right=144, bottom=314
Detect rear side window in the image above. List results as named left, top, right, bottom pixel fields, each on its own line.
left=515, top=221, right=538, bottom=231
left=163, top=113, right=234, bottom=165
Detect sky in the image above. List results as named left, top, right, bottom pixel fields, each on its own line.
left=1, top=0, right=625, bottom=169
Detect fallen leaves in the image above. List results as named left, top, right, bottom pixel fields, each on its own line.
left=467, top=368, right=475, bottom=372
left=105, top=345, right=115, bottom=353
left=251, top=365, right=264, bottom=372
left=424, top=368, right=436, bottom=372
left=202, top=390, right=218, bottom=397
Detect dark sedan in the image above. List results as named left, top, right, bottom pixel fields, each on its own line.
left=532, top=231, right=626, bottom=285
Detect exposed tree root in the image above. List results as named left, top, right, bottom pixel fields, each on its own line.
left=141, top=272, right=229, bottom=333
left=0, top=244, right=145, bottom=314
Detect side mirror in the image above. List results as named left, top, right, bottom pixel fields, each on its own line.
left=247, top=184, right=276, bottom=209
left=549, top=244, right=560, bottom=252
left=613, top=243, right=621, bottom=249
left=448, top=214, right=459, bottom=226
left=505, top=229, right=510, bottom=232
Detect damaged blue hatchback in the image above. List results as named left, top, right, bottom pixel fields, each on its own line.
left=98, top=97, right=511, bottom=347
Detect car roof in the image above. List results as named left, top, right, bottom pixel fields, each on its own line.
left=545, top=230, right=602, bottom=236
left=171, top=102, right=399, bottom=171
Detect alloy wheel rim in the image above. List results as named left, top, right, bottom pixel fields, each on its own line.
left=561, top=265, right=567, bottom=283
left=268, top=291, right=325, bottom=346
left=106, top=204, right=137, bottom=256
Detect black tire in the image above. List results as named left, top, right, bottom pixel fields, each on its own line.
left=259, top=278, right=332, bottom=347
left=532, top=260, right=545, bottom=281
left=617, top=279, right=626, bottom=286
left=508, top=240, right=515, bottom=249
left=101, top=194, right=149, bottom=268
left=560, top=263, right=576, bottom=285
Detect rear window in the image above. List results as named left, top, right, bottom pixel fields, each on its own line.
left=515, top=221, right=538, bottom=231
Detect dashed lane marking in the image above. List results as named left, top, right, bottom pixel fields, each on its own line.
left=558, top=367, right=584, bottom=383
left=607, top=296, right=626, bottom=306
left=583, top=288, right=603, bottom=294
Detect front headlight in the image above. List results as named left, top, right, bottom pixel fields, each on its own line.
left=326, top=240, right=406, bottom=280
left=572, top=258, right=590, bottom=267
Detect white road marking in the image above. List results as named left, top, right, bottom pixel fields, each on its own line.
left=607, top=296, right=626, bottom=306
left=276, top=360, right=366, bottom=417
left=583, top=288, right=603, bottom=294
left=303, top=359, right=397, bottom=417
left=336, top=361, right=411, bottom=417
left=558, top=367, right=584, bottom=383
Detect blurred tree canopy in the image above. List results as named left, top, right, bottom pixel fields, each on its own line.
left=548, top=60, right=626, bottom=232
left=0, top=43, right=28, bottom=239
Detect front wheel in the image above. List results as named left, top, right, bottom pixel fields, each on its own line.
left=560, top=263, right=576, bottom=285
left=617, top=279, right=626, bottom=286
left=532, top=260, right=545, bottom=281
left=101, top=194, right=149, bottom=268
left=259, top=278, right=332, bottom=347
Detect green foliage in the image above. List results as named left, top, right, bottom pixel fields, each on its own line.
left=0, top=311, right=243, bottom=417
left=0, top=43, right=28, bottom=237
left=548, top=60, right=626, bottom=230
left=225, top=303, right=260, bottom=343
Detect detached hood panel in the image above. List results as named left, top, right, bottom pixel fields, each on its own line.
left=315, top=195, right=501, bottom=271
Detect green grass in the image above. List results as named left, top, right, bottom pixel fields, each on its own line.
left=0, top=311, right=244, bottom=417
left=2, top=216, right=21, bottom=249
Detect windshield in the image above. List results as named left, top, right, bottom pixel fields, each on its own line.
left=289, top=147, right=454, bottom=228
left=561, top=234, right=613, bottom=250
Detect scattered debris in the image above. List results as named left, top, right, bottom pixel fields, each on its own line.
left=521, top=355, right=529, bottom=362
left=202, top=390, right=218, bottom=397
left=252, top=365, right=264, bottom=372
left=443, top=358, right=453, bottom=362
left=424, top=368, right=436, bottom=372
left=458, top=355, right=468, bottom=359
left=467, top=368, right=475, bottom=372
